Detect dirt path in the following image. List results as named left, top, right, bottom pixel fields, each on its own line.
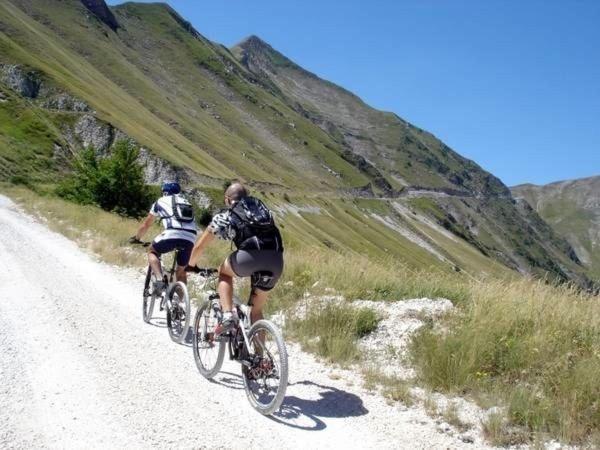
left=0, top=194, right=488, bottom=449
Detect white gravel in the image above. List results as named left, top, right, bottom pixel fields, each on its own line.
left=0, top=194, right=496, bottom=449
left=355, top=297, right=454, bottom=379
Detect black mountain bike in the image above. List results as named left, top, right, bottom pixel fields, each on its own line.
left=189, top=268, right=288, bottom=415
left=134, top=240, right=191, bottom=343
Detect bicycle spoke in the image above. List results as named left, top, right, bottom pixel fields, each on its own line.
left=193, top=302, right=225, bottom=378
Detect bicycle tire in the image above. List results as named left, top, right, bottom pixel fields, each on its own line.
left=166, top=281, right=190, bottom=344
left=192, top=301, right=225, bottom=379
left=142, top=266, right=153, bottom=323
left=242, top=319, right=288, bottom=415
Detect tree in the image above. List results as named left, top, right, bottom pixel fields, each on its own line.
left=57, top=140, right=154, bottom=218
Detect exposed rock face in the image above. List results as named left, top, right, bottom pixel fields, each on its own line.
left=80, top=0, right=119, bottom=31
left=138, top=147, right=185, bottom=185
left=42, top=93, right=90, bottom=112
left=186, top=188, right=211, bottom=209
left=0, top=64, right=41, bottom=98
left=72, top=114, right=114, bottom=153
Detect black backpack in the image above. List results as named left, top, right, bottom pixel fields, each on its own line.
left=230, top=196, right=282, bottom=251
left=170, top=194, right=195, bottom=223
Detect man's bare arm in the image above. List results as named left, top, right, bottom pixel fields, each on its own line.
left=188, top=229, right=215, bottom=267
left=134, top=213, right=155, bottom=240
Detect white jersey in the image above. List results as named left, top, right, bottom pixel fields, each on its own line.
left=150, top=194, right=198, bottom=243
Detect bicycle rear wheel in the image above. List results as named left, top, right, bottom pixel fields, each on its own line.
left=166, top=282, right=190, bottom=343
left=142, top=266, right=154, bottom=323
left=192, top=301, right=225, bottom=379
left=241, top=319, right=288, bottom=415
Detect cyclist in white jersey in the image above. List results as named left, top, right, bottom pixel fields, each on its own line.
left=130, top=182, right=197, bottom=292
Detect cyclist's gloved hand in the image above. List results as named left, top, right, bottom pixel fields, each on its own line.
left=128, top=236, right=141, bottom=244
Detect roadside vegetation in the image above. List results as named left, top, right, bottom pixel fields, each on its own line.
left=2, top=184, right=598, bottom=446
left=411, top=278, right=600, bottom=445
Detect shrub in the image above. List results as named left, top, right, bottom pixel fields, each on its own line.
left=195, top=206, right=213, bottom=228
left=57, top=141, right=154, bottom=218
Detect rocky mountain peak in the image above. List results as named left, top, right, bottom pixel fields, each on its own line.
left=80, top=0, right=119, bottom=31
left=237, top=35, right=269, bottom=49
left=81, top=0, right=119, bottom=31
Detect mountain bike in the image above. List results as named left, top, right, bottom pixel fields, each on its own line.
left=188, top=267, right=288, bottom=415
left=133, top=240, right=191, bottom=344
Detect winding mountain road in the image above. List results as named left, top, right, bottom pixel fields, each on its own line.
left=0, top=194, right=483, bottom=449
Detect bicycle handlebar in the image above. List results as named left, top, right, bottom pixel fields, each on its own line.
left=129, top=237, right=151, bottom=247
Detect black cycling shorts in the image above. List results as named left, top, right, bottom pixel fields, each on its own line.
left=151, top=238, right=194, bottom=267
left=229, top=250, right=284, bottom=291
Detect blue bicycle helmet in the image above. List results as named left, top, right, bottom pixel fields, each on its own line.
left=161, top=181, right=181, bottom=195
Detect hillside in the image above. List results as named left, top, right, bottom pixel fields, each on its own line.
left=512, top=175, right=600, bottom=282
left=0, top=0, right=592, bottom=286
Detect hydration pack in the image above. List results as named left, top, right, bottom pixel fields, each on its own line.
left=170, top=194, right=195, bottom=223
left=230, top=196, right=282, bottom=251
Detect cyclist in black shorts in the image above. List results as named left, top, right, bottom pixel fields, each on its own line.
left=187, top=182, right=284, bottom=330
left=130, top=182, right=197, bottom=293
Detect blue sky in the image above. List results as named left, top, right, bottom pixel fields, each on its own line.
left=107, top=0, right=600, bottom=186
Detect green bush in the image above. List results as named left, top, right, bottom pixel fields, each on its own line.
left=57, top=141, right=154, bottom=218
left=194, top=206, right=213, bottom=228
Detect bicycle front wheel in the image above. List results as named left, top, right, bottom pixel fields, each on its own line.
left=192, top=302, right=225, bottom=379
left=242, top=319, right=288, bottom=415
left=142, top=266, right=154, bottom=323
left=166, top=282, right=190, bottom=343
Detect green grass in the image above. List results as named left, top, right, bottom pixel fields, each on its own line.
left=0, top=88, right=60, bottom=182
left=289, top=303, right=380, bottom=364
left=410, top=277, right=600, bottom=444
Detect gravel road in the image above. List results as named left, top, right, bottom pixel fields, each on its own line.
left=0, top=194, right=490, bottom=449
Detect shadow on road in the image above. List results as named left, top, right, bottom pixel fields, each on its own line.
left=148, top=316, right=167, bottom=328
left=209, top=371, right=368, bottom=431
left=269, top=380, right=368, bottom=431
left=210, top=371, right=245, bottom=390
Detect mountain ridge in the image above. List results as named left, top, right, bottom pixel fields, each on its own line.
left=512, top=175, right=600, bottom=282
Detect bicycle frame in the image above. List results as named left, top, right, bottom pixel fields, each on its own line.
left=199, top=272, right=255, bottom=363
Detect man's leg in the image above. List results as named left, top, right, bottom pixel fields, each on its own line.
left=148, top=247, right=163, bottom=279
left=249, top=288, right=269, bottom=324
left=175, top=265, right=187, bottom=284
left=218, top=257, right=236, bottom=314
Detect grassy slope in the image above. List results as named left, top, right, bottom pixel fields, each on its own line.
left=0, top=0, right=371, bottom=190
left=0, top=1, right=234, bottom=178
left=0, top=85, right=60, bottom=181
